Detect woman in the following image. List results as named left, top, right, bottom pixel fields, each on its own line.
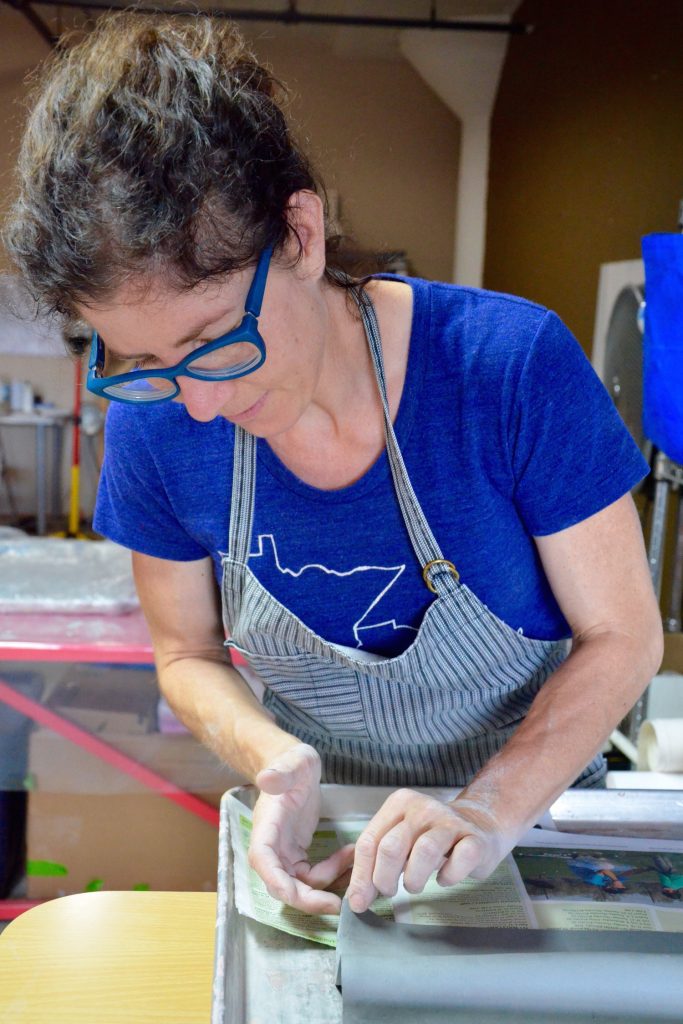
left=6, top=15, right=662, bottom=916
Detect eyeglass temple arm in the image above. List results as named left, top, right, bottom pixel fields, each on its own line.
left=244, top=246, right=273, bottom=317
left=88, top=332, right=101, bottom=371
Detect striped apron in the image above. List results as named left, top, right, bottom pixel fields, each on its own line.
left=221, top=285, right=606, bottom=789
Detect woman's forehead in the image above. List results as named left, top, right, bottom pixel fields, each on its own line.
left=79, top=272, right=243, bottom=351
left=94, top=267, right=245, bottom=312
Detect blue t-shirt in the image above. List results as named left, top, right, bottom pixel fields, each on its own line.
left=94, top=277, right=648, bottom=656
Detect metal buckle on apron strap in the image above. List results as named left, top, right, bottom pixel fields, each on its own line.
left=422, top=558, right=460, bottom=593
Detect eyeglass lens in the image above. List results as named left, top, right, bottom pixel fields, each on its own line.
left=100, top=339, right=263, bottom=400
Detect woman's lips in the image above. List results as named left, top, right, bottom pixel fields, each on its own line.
left=229, top=392, right=268, bottom=423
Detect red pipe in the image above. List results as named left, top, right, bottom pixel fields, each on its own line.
left=0, top=679, right=220, bottom=827
left=0, top=899, right=44, bottom=921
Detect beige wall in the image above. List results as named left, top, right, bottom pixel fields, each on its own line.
left=0, top=14, right=460, bottom=520
left=244, top=25, right=459, bottom=283
left=0, top=8, right=76, bottom=520
left=0, top=15, right=460, bottom=285
left=485, top=0, right=683, bottom=354
left=0, top=8, right=52, bottom=271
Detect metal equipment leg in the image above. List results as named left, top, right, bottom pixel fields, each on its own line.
left=648, top=460, right=670, bottom=600
left=628, top=451, right=683, bottom=742
left=0, top=433, right=17, bottom=520
left=666, top=488, right=683, bottom=632
left=34, top=422, right=47, bottom=535
left=50, top=423, right=64, bottom=520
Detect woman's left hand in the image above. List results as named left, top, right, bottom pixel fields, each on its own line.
left=345, top=788, right=513, bottom=913
left=250, top=743, right=356, bottom=914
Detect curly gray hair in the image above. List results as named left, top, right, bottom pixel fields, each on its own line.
left=4, top=13, right=339, bottom=331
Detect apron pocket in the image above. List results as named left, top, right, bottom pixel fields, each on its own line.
left=227, top=640, right=371, bottom=738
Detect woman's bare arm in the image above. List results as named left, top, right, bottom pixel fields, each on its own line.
left=346, top=492, right=664, bottom=910
left=464, top=490, right=663, bottom=832
left=132, top=551, right=300, bottom=779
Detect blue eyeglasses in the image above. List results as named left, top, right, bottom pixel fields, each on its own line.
left=86, top=246, right=273, bottom=404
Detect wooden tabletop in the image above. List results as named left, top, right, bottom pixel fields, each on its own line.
left=0, top=891, right=216, bottom=1023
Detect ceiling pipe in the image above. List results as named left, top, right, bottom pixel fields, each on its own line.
left=401, top=29, right=510, bottom=287
left=25, top=0, right=530, bottom=34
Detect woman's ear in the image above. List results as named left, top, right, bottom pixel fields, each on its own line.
left=283, top=190, right=327, bottom=279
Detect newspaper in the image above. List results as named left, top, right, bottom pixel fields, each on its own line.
left=225, top=795, right=683, bottom=947
left=228, top=805, right=393, bottom=947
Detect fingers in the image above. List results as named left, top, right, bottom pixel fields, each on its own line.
left=345, top=790, right=502, bottom=913
left=249, top=831, right=342, bottom=915
left=346, top=833, right=384, bottom=912
left=264, top=864, right=342, bottom=915
left=294, top=886, right=343, bottom=916
left=402, top=827, right=455, bottom=893
left=370, top=821, right=415, bottom=896
left=346, top=796, right=410, bottom=912
left=347, top=789, right=451, bottom=911
left=299, top=844, right=356, bottom=890
left=249, top=768, right=347, bottom=915
left=331, top=868, right=353, bottom=893
left=251, top=782, right=501, bottom=918
left=436, top=834, right=486, bottom=887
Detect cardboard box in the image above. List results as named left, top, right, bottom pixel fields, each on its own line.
left=27, top=792, right=223, bottom=897
left=27, top=729, right=247, bottom=897
left=27, top=730, right=243, bottom=796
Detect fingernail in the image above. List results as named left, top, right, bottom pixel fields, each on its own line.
left=347, top=892, right=364, bottom=913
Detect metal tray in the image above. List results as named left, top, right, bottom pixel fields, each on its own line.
left=212, top=785, right=683, bottom=1024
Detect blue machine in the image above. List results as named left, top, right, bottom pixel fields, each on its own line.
left=642, top=233, right=683, bottom=465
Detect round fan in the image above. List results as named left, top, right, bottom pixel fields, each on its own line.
left=602, top=284, right=652, bottom=488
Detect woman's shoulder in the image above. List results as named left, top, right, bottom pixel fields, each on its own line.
left=375, top=272, right=556, bottom=364
left=432, top=279, right=549, bottom=331
left=405, top=275, right=574, bottom=392
left=421, top=277, right=552, bottom=350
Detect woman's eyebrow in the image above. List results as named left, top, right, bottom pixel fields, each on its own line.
left=102, top=309, right=237, bottom=361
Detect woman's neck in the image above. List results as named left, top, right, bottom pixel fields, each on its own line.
left=266, top=278, right=413, bottom=490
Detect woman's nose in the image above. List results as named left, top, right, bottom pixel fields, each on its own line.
left=175, top=376, right=234, bottom=422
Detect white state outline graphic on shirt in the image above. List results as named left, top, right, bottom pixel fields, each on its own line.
left=249, top=533, right=417, bottom=648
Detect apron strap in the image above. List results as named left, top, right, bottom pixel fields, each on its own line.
left=226, top=282, right=459, bottom=594
left=350, top=285, right=459, bottom=593
left=228, top=424, right=257, bottom=564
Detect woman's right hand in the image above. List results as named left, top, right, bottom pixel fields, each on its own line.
left=250, top=742, right=353, bottom=914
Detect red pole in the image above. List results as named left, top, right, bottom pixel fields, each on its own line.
left=0, top=678, right=220, bottom=828
left=67, top=360, right=82, bottom=536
